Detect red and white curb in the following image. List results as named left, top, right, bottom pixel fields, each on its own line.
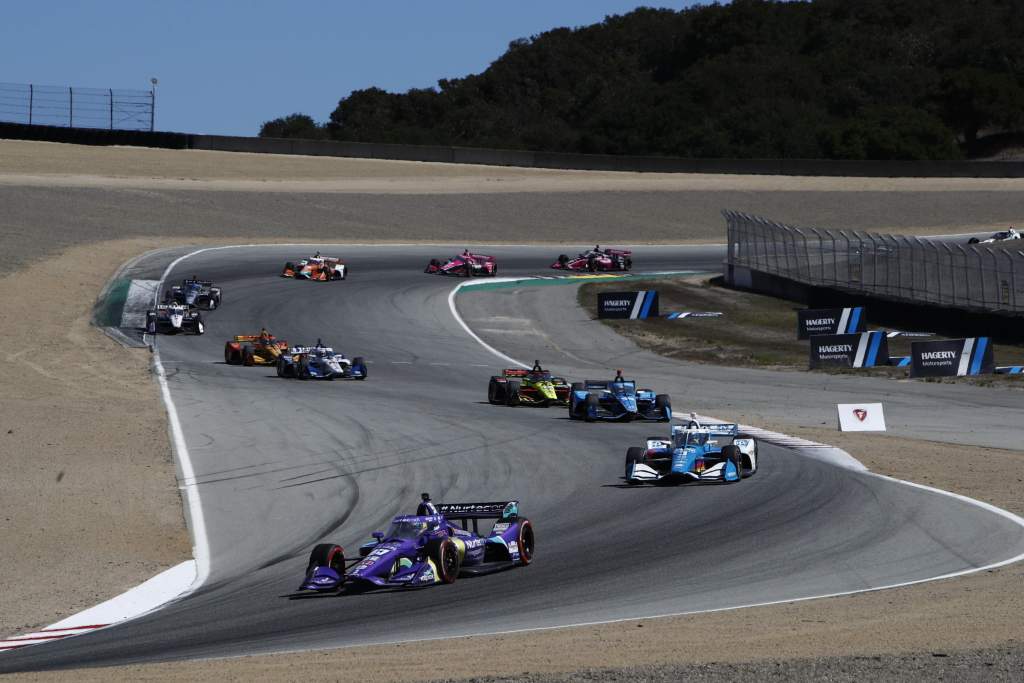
left=0, top=625, right=109, bottom=652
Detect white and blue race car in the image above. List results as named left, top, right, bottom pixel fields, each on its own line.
left=624, top=417, right=757, bottom=484
left=276, top=341, right=367, bottom=380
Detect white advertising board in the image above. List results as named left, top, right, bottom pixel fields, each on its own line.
left=837, top=403, right=886, bottom=432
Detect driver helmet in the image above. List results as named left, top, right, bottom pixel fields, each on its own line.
left=417, top=493, right=438, bottom=516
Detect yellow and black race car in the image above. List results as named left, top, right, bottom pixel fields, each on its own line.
left=224, top=329, right=289, bottom=366
left=487, top=363, right=572, bottom=407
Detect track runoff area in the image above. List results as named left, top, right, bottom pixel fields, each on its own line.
left=2, top=244, right=1022, bottom=672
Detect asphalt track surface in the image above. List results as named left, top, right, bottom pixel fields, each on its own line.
left=3, top=245, right=1023, bottom=672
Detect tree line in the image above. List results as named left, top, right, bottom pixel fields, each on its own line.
left=260, top=0, right=1024, bottom=160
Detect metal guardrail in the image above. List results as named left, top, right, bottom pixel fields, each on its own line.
left=724, top=210, right=1024, bottom=314
left=0, top=82, right=154, bottom=131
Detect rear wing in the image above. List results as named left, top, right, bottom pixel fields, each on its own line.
left=604, top=248, right=632, bottom=256
left=502, top=369, right=529, bottom=378
left=233, top=334, right=274, bottom=342
left=182, top=279, right=214, bottom=286
left=673, top=423, right=738, bottom=436
left=437, top=501, right=519, bottom=534
left=583, top=380, right=635, bottom=390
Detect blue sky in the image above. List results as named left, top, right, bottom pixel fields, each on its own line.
left=0, top=1, right=700, bottom=136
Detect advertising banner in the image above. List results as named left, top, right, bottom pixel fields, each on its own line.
left=809, top=331, right=889, bottom=369
left=910, top=338, right=994, bottom=377
left=597, top=291, right=659, bottom=319
left=797, top=307, right=865, bottom=339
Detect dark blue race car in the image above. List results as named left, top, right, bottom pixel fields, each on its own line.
left=299, top=497, right=534, bottom=592
left=165, top=277, right=221, bottom=310
left=568, top=373, right=671, bottom=422
left=277, top=341, right=367, bottom=380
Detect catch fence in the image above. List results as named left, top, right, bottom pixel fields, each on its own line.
left=0, top=82, right=154, bottom=131
left=724, top=210, right=1024, bottom=315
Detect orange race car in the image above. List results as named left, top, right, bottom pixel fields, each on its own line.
left=281, top=252, right=347, bottom=281
left=224, top=329, right=289, bottom=366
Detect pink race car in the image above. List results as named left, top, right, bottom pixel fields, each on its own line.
left=551, top=246, right=632, bottom=272
left=425, top=250, right=497, bottom=277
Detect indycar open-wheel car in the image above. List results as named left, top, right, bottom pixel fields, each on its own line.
left=298, top=500, right=533, bottom=592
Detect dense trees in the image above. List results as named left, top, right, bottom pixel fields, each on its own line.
left=259, top=0, right=1024, bottom=160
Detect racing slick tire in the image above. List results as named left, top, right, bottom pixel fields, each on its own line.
left=586, top=256, right=597, bottom=272
left=968, top=237, right=980, bottom=244
left=516, top=519, right=535, bottom=566
left=557, top=254, right=569, bottom=268
left=624, top=258, right=633, bottom=271
left=242, top=346, right=255, bottom=367
left=464, top=262, right=474, bottom=278
left=298, top=362, right=310, bottom=380
left=427, top=538, right=460, bottom=584
left=488, top=377, right=506, bottom=404
left=721, top=445, right=742, bottom=484
left=736, top=434, right=757, bottom=477
left=307, top=543, right=346, bottom=587
left=276, top=358, right=288, bottom=378
left=224, top=344, right=238, bottom=364
left=505, top=380, right=521, bottom=406
left=583, top=394, right=599, bottom=422
left=145, top=313, right=157, bottom=335
left=283, top=261, right=296, bottom=276
left=654, top=394, right=671, bottom=421
left=625, top=446, right=646, bottom=482
left=352, top=356, right=367, bottom=379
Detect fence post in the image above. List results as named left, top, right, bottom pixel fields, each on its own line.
left=1014, top=251, right=1023, bottom=312
left=941, top=243, right=956, bottom=305
left=927, top=239, right=942, bottom=304
left=69, top=86, right=73, bottom=127
left=810, top=228, right=826, bottom=283
left=109, top=88, right=114, bottom=129
left=795, top=228, right=810, bottom=281
left=28, top=84, right=33, bottom=125
left=150, top=88, right=155, bottom=132
left=866, top=232, right=879, bottom=292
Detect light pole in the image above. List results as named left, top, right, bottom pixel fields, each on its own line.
left=149, top=77, right=158, bottom=131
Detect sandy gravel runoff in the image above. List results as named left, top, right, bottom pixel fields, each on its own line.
left=2, top=140, right=1023, bottom=680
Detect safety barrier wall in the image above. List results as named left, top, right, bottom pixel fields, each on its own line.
left=724, top=211, right=1024, bottom=315
left=5, top=122, right=1024, bottom=177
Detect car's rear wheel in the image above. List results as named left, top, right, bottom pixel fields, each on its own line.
left=276, top=358, right=287, bottom=378
left=625, top=446, right=646, bottom=481
left=557, top=254, right=569, bottom=268
left=427, top=539, right=460, bottom=584
left=517, top=519, right=535, bottom=565
left=587, top=256, right=597, bottom=272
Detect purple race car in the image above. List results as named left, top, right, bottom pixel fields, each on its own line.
left=298, top=495, right=534, bottom=592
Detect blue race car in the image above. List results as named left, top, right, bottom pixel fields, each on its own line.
left=568, top=372, right=671, bottom=422
left=298, top=496, right=534, bottom=592
left=165, top=277, right=221, bottom=310
left=624, top=417, right=758, bottom=485
left=277, top=341, right=367, bottom=380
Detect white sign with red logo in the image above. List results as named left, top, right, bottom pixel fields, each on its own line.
left=837, top=403, right=886, bottom=432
